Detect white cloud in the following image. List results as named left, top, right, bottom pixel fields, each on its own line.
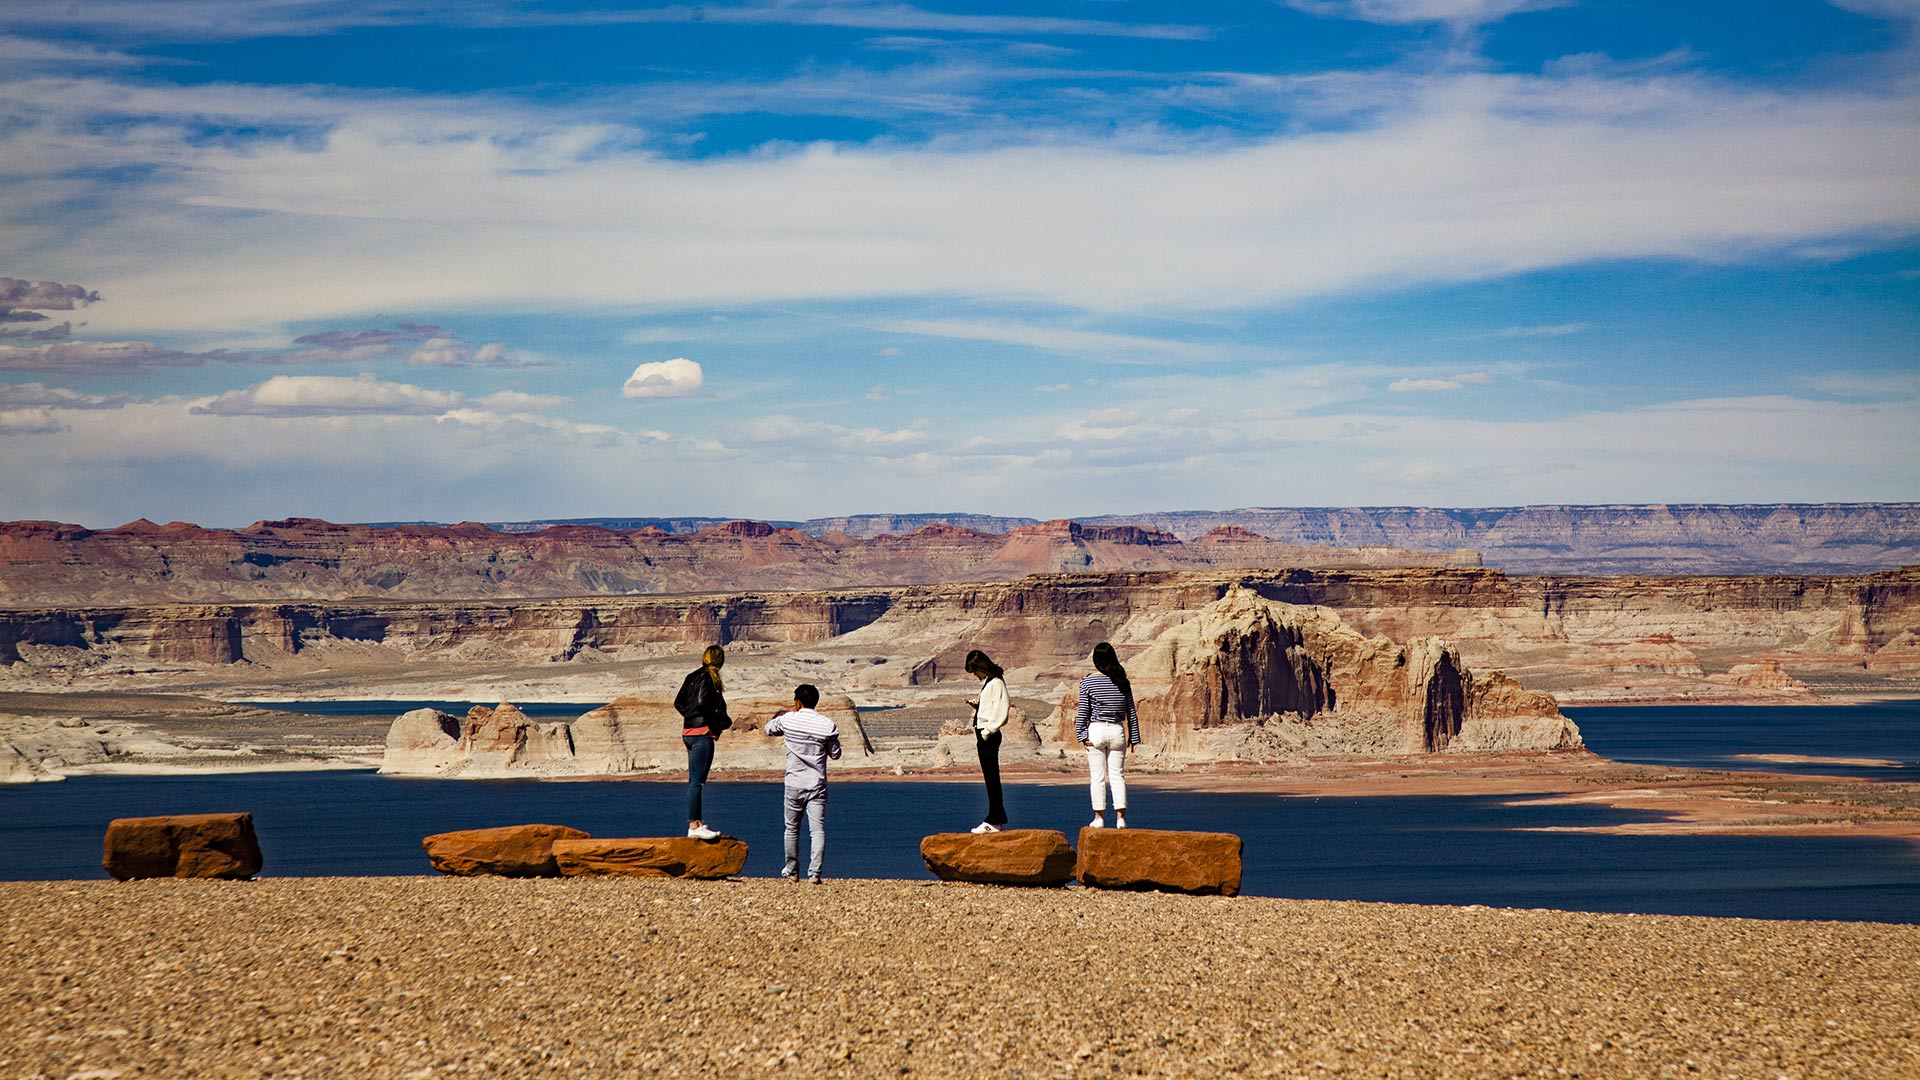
left=0, top=382, right=135, bottom=409
left=0, top=340, right=226, bottom=372
left=193, top=374, right=463, bottom=417
left=1033, top=383, right=1072, bottom=393
left=1388, top=377, right=1463, bottom=392
left=16, top=66, right=1918, bottom=335
left=1482, top=323, right=1593, bottom=338
left=407, top=338, right=523, bottom=367
left=475, top=390, right=568, bottom=411
left=623, top=357, right=704, bottom=399
left=0, top=406, right=66, bottom=435
left=868, top=319, right=1232, bottom=363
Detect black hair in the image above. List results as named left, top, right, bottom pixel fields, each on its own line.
left=794, top=683, right=820, bottom=709
left=963, top=649, right=1003, bottom=681
left=1091, top=641, right=1132, bottom=704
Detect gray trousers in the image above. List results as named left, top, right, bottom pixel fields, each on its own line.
left=783, top=785, right=827, bottom=878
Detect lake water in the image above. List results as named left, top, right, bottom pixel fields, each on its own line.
left=4, top=700, right=1915, bottom=922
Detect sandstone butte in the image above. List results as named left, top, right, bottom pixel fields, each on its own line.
left=1075, top=828, right=1244, bottom=897
left=919, top=830, right=1078, bottom=886
left=421, top=824, right=590, bottom=878
left=1046, top=585, right=1582, bottom=758
left=552, top=837, right=749, bottom=879
left=101, top=812, right=263, bottom=881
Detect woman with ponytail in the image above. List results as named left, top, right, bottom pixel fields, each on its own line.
left=963, top=649, right=1011, bottom=834
left=673, top=644, right=733, bottom=839
left=1075, top=641, right=1140, bottom=829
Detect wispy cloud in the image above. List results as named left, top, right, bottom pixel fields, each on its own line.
left=193, top=374, right=463, bottom=417
left=1284, top=0, right=1565, bottom=27
left=868, top=319, right=1234, bottom=363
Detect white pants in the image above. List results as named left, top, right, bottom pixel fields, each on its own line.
left=1086, top=721, right=1128, bottom=811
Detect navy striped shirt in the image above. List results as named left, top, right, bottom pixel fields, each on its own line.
left=1075, top=672, right=1140, bottom=745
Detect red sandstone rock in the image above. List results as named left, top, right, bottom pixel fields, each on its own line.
left=421, top=824, right=590, bottom=877
left=551, top=837, right=748, bottom=879
left=920, top=830, right=1077, bottom=886
left=103, top=812, right=263, bottom=881
left=1075, top=828, right=1242, bottom=896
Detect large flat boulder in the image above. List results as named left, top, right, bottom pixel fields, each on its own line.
left=920, top=830, right=1076, bottom=886
left=551, top=837, right=748, bottom=879
left=1075, top=828, right=1242, bottom=897
left=422, top=824, right=590, bottom=877
left=103, top=812, right=263, bottom=881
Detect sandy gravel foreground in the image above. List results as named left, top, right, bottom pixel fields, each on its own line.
left=2, top=879, right=1915, bottom=1080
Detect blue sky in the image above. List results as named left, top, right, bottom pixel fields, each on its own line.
left=1, top=0, right=1916, bottom=526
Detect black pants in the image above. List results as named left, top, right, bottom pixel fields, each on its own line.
left=684, top=734, right=715, bottom=822
left=976, top=729, right=1008, bottom=826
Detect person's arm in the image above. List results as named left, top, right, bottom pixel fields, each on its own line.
left=1075, top=679, right=1092, bottom=745
left=976, top=678, right=1009, bottom=736
left=1126, top=694, right=1140, bottom=747
left=825, top=727, right=843, bottom=761
left=765, top=712, right=786, bottom=737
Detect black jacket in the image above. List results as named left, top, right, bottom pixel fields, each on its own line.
left=674, top=667, right=731, bottom=734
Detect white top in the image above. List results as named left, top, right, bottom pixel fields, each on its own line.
left=973, top=676, right=1009, bottom=736
left=764, top=707, right=842, bottom=790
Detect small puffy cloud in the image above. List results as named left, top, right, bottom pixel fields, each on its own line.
left=0, top=278, right=100, bottom=311
left=407, top=337, right=523, bottom=367
left=194, top=374, right=463, bottom=417
left=623, top=357, right=703, bottom=398
left=0, top=406, right=67, bottom=435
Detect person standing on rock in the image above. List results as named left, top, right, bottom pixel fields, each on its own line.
left=764, top=683, right=841, bottom=883
left=964, top=649, right=1011, bottom=834
left=675, top=644, right=732, bottom=840
left=1076, top=641, right=1140, bottom=829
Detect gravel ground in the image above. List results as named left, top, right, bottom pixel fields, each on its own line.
left=2, top=878, right=1914, bottom=1079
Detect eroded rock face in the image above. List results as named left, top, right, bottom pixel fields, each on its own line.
left=920, top=830, right=1076, bottom=886
left=1054, top=586, right=1583, bottom=758
left=103, top=812, right=262, bottom=880
left=1075, top=828, right=1242, bottom=896
left=551, top=837, right=748, bottom=879
left=422, top=824, right=590, bottom=877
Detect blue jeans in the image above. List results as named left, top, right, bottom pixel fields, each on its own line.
left=783, top=785, right=827, bottom=879
left=684, top=735, right=715, bottom=822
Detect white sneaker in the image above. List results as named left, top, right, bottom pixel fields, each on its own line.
left=1115, top=814, right=1128, bottom=830
left=687, top=825, right=720, bottom=840
left=970, top=822, right=1001, bottom=834
left=1088, top=816, right=1106, bottom=829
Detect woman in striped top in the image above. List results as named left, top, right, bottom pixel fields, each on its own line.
left=1075, top=641, right=1140, bottom=829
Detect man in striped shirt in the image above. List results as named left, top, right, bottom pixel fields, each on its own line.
left=764, top=684, right=841, bottom=883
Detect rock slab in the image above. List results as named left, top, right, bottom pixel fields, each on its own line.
left=103, top=812, right=263, bottom=881
left=1076, top=828, right=1242, bottom=896
left=920, top=830, right=1077, bottom=886
left=422, top=824, right=591, bottom=877
left=551, top=837, right=748, bottom=879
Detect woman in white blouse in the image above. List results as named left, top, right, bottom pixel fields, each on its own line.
left=964, top=649, right=1011, bottom=833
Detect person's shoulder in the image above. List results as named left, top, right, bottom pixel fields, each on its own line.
left=1079, top=671, right=1106, bottom=686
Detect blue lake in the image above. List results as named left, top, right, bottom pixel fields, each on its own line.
left=4, top=700, right=1916, bottom=922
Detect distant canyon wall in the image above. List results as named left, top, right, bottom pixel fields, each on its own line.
left=3, top=567, right=1916, bottom=701
left=0, top=517, right=1472, bottom=606
left=481, top=503, right=1920, bottom=574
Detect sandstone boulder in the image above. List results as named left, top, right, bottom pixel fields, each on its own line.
left=103, top=812, right=263, bottom=881
left=422, top=823, right=590, bottom=877
left=1075, top=828, right=1242, bottom=896
left=920, top=830, right=1076, bottom=886
left=552, top=837, right=748, bottom=879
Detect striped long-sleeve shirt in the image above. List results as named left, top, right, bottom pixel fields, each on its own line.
left=764, top=708, right=842, bottom=791
left=1075, top=672, right=1140, bottom=746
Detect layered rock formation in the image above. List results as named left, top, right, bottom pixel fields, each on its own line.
left=552, top=836, right=749, bottom=879
left=0, top=516, right=1475, bottom=605
left=381, top=695, right=865, bottom=778
left=1049, top=587, right=1582, bottom=759
left=919, top=830, right=1077, bottom=886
